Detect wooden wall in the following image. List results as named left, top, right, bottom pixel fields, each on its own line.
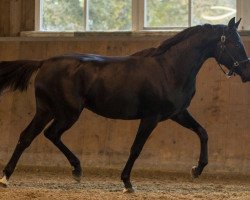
left=0, top=0, right=35, bottom=36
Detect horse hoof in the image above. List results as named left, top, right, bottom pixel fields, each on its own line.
left=0, top=176, right=8, bottom=188
left=73, top=174, right=81, bottom=182
left=191, top=166, right=199, bottom=178
left=123, top=187, right=135, bottom=193
left=72, top=169, right=82, bottom=182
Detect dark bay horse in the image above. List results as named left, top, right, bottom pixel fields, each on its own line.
left=0, top=17, right=249, bottom=192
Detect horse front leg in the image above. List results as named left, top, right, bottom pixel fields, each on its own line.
left=171, top=109, right=208, bottom=178
left=121, top=116, right=159, bottom=193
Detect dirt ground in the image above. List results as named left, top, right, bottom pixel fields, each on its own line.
left=0, top=167, right=249, bottom=200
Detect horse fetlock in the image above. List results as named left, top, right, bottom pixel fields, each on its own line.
left=199, top=160, right=208, bottom=168
left=0, top=175, right=8, bottom=187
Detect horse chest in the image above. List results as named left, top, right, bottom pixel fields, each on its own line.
left=166, top=87, right=196, bottom=115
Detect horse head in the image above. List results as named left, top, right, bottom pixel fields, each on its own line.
left=214, top=17, right=250, bottom=82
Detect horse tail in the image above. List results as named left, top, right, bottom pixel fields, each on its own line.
left=0, top=60, right=43, bottom=94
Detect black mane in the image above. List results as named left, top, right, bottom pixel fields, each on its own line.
left=132, top=24, right=214, bottom=57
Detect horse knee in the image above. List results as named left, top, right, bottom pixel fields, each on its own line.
left=197, top=127, right=208, bottom=142
left=199, top=160, right=208, bottom=167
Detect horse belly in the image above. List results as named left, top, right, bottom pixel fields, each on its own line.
left=85, top=95, right=140, bottom=119
left=85, top=90, right=176, bottom=120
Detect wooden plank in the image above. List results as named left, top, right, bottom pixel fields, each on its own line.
left=10, top=0, right=22, bottom=36
left=21, top=0, right=35, bottom=32
left=0, top=0, right=35, bottom=36
left=0, top=0, right=10, bottom=36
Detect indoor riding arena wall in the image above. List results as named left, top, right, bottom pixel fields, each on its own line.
left=0, top=1, right=250, bottom=175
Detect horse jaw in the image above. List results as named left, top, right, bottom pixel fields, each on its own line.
left=241, top=59, right=250, bottom=82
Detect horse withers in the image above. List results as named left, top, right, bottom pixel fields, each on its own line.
left=0, top=17, right=249, bottom=192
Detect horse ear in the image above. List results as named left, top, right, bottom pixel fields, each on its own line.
left=228, top=17, right=236, bottom=29
left=235, top=18, right=242, bottom=29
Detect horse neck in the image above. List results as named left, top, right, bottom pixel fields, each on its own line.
left=159, top=30, right=219, bottom=88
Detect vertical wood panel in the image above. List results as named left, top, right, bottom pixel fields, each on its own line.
left=21, top=0, right=35, bottom=32
left=0, top=0, right=10, bottom=36
left=0, top=0, right=35, bottom=36
left=10, top=0, right=22, bottom=36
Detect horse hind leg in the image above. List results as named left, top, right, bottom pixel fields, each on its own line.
left=43, top=112, right=82, bottom=182
left=0, top=109, right=52, bottom=187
